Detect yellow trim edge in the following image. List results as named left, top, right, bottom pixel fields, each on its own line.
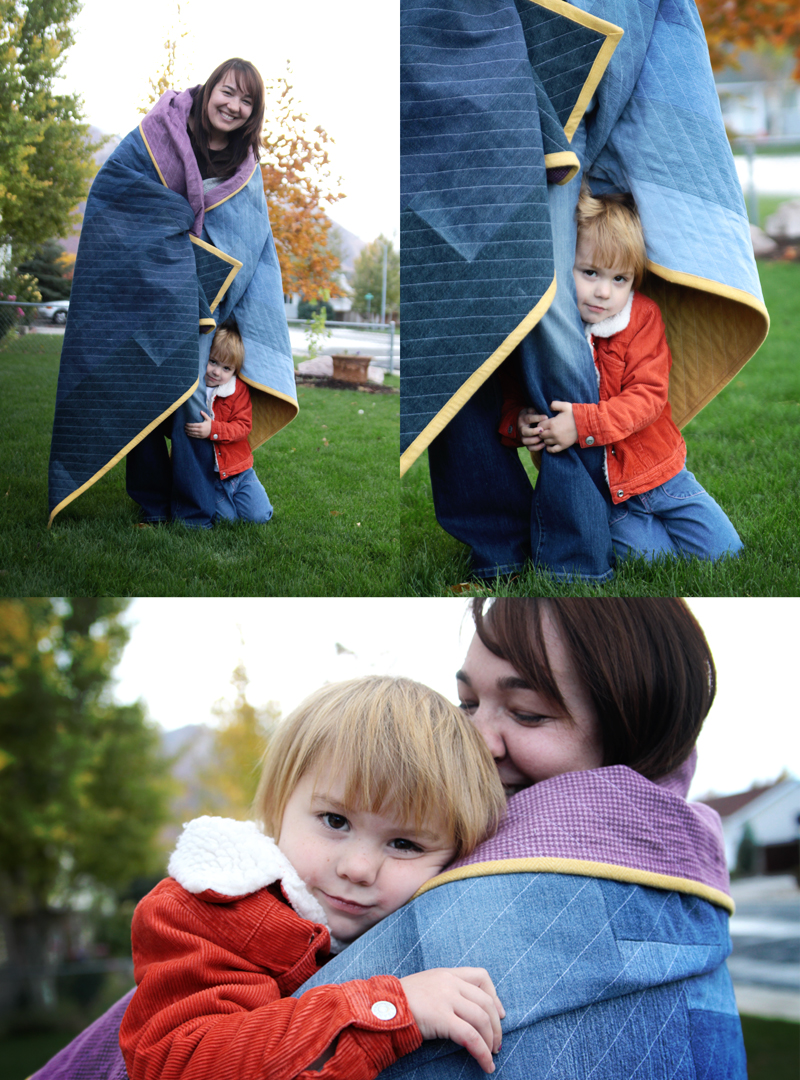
left=413, top=857, right=735, bottom=914
left=138, top=123, right=168, bottom=188
left=189, top=234, right=243, bottom=313
left=206, top=161, right=260, bottom=212
left=544, top=151, right=580, bottom=185
left=400, top=277, right=557, bottom=477
left=240, top=377, right=299, bottom=411
left=528, top=0, right=624, bottom=142
left=48, top=380, right=199, bottom=528
left=647, top=260, right=771, bottom=333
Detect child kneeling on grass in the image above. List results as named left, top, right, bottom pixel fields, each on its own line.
left=500, top=183, right=743, bottom=563
left=119, top=676, right=507, bottom=1080
left=184, top=324, right=273, bottom=524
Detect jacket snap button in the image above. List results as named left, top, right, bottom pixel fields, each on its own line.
left=371, top=1001, right=397, bottom=1021
left=617, top=490, right=624, bottom=498
left=585, top=436, right=594, bottom=445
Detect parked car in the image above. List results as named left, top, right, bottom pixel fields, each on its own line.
left=38, top=300, right=69, bottom=325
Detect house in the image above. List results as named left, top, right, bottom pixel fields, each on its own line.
left=697, top=776, right=800, bottom=874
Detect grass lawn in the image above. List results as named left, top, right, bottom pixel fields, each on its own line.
left=401, top=261, right=800, bottom=596
left=0, top=336, right=400, bottom=596
left=2, top=1015, right=797, bottom=1080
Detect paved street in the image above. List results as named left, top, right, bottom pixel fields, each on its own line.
left=33, top=321, right=401, bottom=373
left=288, top=323, right=399, bottom=372
left=728, top=875, right=800, bottom=1021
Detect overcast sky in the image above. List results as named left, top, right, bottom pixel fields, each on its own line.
left=112, top=598, right=798, bottom=802
left=58, top=0, right=399, bottom=243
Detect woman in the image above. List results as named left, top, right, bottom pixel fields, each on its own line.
left=48, top=59, right=297, bottom=528
left=29, top=600, right=745, bottom=1079
left=297, top=599, right=745, bottom=1077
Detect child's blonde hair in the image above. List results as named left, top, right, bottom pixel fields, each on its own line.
left=253, top=676, right=506, bottom=859
left=211, top=325, right=245, bottom=374
left=576, top=182, right=647, bottom=289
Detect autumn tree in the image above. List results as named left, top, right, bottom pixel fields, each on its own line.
left=0, top=599, right=173, bottom=1015
left=350, top=235, right=400, bottom=318
left=138, top=0, right=193, bottom=116
left=261, top=66, right=345, bottom=303
left=0, top=0, right=101, bottom=259
left=193, top=664, right=281, bottom=820
left=696, top=0, right=800, bottom=76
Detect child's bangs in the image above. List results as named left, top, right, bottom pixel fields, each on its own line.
left=256, top=676, right=506, bottom=857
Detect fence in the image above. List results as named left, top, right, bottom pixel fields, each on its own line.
left=287, top=318, right=398, bottom=375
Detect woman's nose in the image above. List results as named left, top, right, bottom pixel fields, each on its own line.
left=472, top=710, right=507, bottom=761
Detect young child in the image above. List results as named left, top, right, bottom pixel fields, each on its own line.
left=500, top=183, right=743, bottom=563
left=119, top=676, right=507, bottom=1080
left=184, top=325, right=274, bottom=524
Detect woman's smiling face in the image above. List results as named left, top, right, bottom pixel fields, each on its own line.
left=456, top=617, right=603, bottom=794
left=206, top=72, right=253, bottom=147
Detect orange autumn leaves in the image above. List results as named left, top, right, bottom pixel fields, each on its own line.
left=261, top=69, right=345, bottom=303
left=696, top=0, right=800, bottom=78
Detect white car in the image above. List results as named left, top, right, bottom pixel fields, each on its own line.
left=38, top=300, right=69, bottom=325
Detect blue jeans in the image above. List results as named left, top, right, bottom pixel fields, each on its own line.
left=610, top=466, right=743, bottom=562
left=214, top=467, right=273, bottom=524
left=428, top=123, right=614, bottom=581
left=125, top=400, right=216, bottom=528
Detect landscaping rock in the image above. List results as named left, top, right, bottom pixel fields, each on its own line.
left=764, top=198, right=800, bottom=242
left=750, top=225, right=779, bottom=258
left=297, top=354, right=385, bottom=384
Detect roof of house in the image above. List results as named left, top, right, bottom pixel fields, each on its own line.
left=699, top=781, right=783, bottom=818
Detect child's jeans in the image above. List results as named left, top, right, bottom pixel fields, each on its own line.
left=608, top=466, right=743, bottom=562
left=214, top=468, right=273, bottom=524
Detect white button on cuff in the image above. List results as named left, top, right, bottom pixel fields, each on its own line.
left=585, top=436, right=595, bottom=445
left=372, top=1001, right=397, bottom=1021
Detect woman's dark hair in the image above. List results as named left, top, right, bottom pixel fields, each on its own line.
left=189, top=58, right=265, bottom=178
left=471, top=598, right=716, bottom=781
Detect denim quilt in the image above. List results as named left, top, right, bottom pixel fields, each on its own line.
left=47, top=130, right=296, bottom=523
left=400, top=0, right=769, bottom=472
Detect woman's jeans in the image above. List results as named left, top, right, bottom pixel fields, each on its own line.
left=609, top=466, right=743, bottom=562
left=214, top=468, right=273, bottom=524
left=428, top=124, right=615, bottom=580
left=126, top=398, right=216, bottom=529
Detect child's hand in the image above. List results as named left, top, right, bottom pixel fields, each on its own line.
left=537, top=401, right=578, bottom=453
left=400, top=968, right=505, bottom=1074
left=184, top=411, right=213, bottom=439
left=518, top=409, right=547, bottom=450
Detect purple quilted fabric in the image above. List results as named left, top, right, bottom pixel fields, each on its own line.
left=28, top=990, right=134, bottom=1080
left=453, top=754, right=730, bottom=898
left=139, top=88, right=256, bottom=236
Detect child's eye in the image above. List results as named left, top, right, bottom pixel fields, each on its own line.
left=320, top=812, right=349, bottom=831
left=458, top=700, right=477, bottom=714
left=389, top=837, right=424, bottom=854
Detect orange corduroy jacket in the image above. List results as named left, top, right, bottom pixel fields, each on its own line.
left=120, top=819, right=421, bottom=1080
left=499, top=291, right=687, bottom=504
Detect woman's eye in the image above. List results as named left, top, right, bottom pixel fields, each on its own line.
left=321, top=812, right=349, bottom=831
left=390, top=837, right=424, bottom=853
left=512, top=713, right=547, bottom=725
left=458, top=701, right=477, bottom=714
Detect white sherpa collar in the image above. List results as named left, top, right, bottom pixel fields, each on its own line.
left=584, top=290, right=634, bottom=342
left=208, top=374, right=237, bottom=400
left=168, top=816, right=345, bottom=952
